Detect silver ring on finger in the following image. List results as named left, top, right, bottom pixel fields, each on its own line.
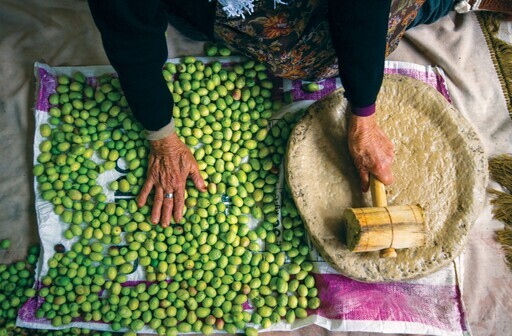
left=164, top=193, right=174, bottom=199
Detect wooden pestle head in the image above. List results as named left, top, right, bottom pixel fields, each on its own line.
left=344, top=204, right=426, bottom=253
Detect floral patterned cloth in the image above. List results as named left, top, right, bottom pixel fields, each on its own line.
left=214, top=0, right=426, bottom=81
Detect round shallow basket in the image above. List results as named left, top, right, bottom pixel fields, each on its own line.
left=286, top=74, right=488, bottom=282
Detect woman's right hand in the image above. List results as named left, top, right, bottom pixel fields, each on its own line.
left=348, top=113, right=394, bottom=192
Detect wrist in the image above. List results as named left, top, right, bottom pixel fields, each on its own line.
left=145, top=119, right=176, bottom=141
left=350, top=112, right=376, bottom=131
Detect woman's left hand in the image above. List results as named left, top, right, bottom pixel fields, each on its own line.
left=348, top=113, right=394, bottom=192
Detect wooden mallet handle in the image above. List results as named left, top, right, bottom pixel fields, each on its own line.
left=370, top=176, right=397, bottom=258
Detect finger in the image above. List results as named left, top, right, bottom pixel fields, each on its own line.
left=358, top=166, right=370, bottom=193
left=374, top=170, right=394, bottom=186
left=370, top=162, right=394, bottom=186
left=137, top=178, right=154, bottom=208
left=189, top=164, right=207, bottom=192
left=160, top=193, right=174, bottom=228
left=151, top=187, right=164, bottom=224
left=172, top=187, right=186, bottom=224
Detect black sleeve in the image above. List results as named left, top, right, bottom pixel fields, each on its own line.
left=88, top=0, right=173, bottom=131
left=327, top=0, right=392, bottom=109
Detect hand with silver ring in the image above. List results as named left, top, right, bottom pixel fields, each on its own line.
left=137, top=133, right=206, bottom=227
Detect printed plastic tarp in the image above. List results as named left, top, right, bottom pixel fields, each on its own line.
left=18, top=59, right=470, bottom=336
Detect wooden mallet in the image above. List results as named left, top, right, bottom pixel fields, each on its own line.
left=344, top=175, right=426, bottom=258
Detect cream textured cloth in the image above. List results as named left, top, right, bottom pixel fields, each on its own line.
left=389, top=13, right=512, bottom=336
left=0, top=1, right=511, bottom=335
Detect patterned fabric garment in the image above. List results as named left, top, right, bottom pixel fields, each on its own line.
left=214, top=0, right=427, bottom=81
